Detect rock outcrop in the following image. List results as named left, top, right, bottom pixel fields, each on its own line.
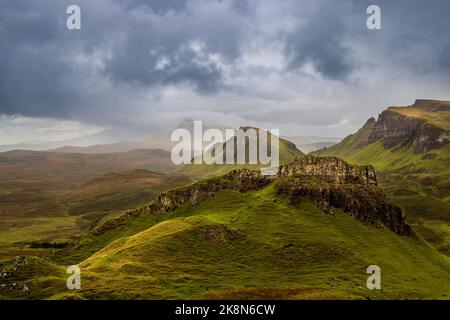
left=0, top=256, right=31, bottom=296
left=137, top=170, right=274, bottom=214
left=275, top=176, right=409, bottom=235
left=368, top=100, right=450, bottom=153
left=275, top=156, right=409, bottom=234
left=279, top=156, right=377, bottom=186
left=130, top=156, right=410, bottom=235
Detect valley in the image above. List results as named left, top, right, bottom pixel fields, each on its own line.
left=0, top=149, right=183, bottom=260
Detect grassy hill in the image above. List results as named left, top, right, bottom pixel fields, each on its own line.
left=314, top=100, right=450, bottom=256
left=315, top=118, right=376, bottom=159
left=388, top=106, right=450, bottom=130
left=2, top=184, right=449, bottom=300
left=179, top=129, right=304, bottom=179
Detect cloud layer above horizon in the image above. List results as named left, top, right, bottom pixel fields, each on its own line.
left=1, top=0, right=450, bottom=143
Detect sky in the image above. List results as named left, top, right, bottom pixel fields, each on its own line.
left=1, top=0, right=450, bottom=145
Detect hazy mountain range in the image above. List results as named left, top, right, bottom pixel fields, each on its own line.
left=0, top=119, right=340, bottom=155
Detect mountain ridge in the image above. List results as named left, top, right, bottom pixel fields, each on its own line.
left=179, top=129, right=304, bottom=179
left=314, top=99, right=450, bottom=255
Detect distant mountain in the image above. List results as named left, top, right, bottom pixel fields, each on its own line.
left=179, top=127, right=304, bottom=179
left=51, top=133, right=172, bottom=154
left=296, top=141, right=337, bottom=154
left=0, top=129, right=133, bottom=153
left=286, top=135, right=342, bottom=145
left=0, top=143, right=45, bottom=153
left=314, top=99, right=450, bottom=255
left=284, top=135, right=340, bottom=153
left=51, top=119, right=226, bottom=154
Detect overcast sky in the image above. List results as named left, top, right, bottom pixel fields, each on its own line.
left=1, top=0, right=450, bottom=144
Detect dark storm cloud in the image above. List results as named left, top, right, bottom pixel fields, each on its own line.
left=0, top=0, right=248, bottom=125
left=438, top=44, right=450, bottom=74
left=0, top=0, right=450, bottom=130
left=354, top=0, right=450, bottom=74
left=284, top=0, right=450, bottom=80
left=102, top=0, right=247, bottom=92
left=117, top=0, right=189, bottom=13
left=285, top=1, right=355, bottom=80
left=0, top=1, right=80, bottom=117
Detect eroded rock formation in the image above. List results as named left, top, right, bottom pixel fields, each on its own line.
left=138, top=170, right=274, bottom=214
left=132, top=156, right=410, bottom=235
left=369, top=100, right=449, bottom=153
left=279, top=156, right=377, bottom=186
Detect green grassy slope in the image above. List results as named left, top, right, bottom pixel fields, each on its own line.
left=314, top=108, right=450, bottom=256
left=5, top=185, right=449, bottom=300
left=179, top=133, right=304, bottom=180
left=0, top=256, right=66, bottom=300
left=314, top=117, right=375, bottom=159
left=389, top=106, right=450, bottom=130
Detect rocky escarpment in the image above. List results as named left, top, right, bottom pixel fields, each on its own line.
left=131, top=156, right=409, bottom=235
left=279, top=156, right=377, bottom=186
left=275, top=176, right=409, bottom=235
left=275, top=156, right=409, bottom=234
left=368, top=100, right=450, bottom=153
left=136, top=170, right=274, bottom=214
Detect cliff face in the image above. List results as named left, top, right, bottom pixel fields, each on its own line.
left=279, top=156, right=377, bottom=186
left=275, top=156, right=409, bottom=234
left=275, top=176, right=409, bottom=235
left=369, top=109, right=448, bottom=153
left=138, top=170, right=274, bottom=214
left=134, top=156, right=410, bottom=235
left=368, top=100, right=450, bottom=153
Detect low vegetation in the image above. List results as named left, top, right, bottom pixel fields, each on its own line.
left=2, top=186, right=449, bottom=300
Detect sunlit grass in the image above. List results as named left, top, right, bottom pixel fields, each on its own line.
left=8, top=185, right=447, bottom=300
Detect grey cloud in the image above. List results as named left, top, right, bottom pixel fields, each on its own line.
left=0, top=0, right=450, bottom=135
left=438, top=43, right=450, bottom=74
left=240, top=105, right=355, bottom=127
left=102, top=0, right=248, bottom=92
left=372, top=0, right=450, bottom=74
left=117, top=0, right=189, bottom=13
left=284, top=1, right=355, bottom=80
left=0, top=0, right=248, bottom=126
